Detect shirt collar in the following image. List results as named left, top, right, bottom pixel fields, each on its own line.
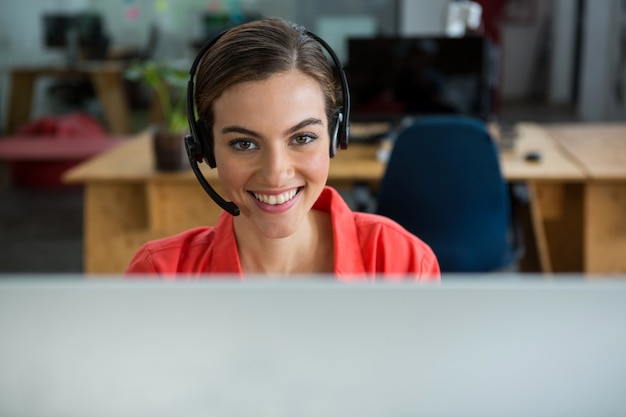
left=314, top=187, right=367, bottom=276
left=209, top=212, right=243, bottom=274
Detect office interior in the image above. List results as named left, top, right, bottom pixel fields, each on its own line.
left=0, top=0, right=625, bottom=274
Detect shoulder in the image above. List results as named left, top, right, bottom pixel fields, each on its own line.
left=125, top=227, right=217, bottom=274
left=142, top=227, right=216, bottom=251
left=353, top=211, right=414, bottom=236
left=352, top=211, right=430, bottom=250
left=352, top=211, right=440, bottom=279
left=317, top=186, right=439, bottom=279
left=353, top=212, right=414, bottom=242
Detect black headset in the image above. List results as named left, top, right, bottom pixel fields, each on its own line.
left=184, top=24, right=351, bottom=217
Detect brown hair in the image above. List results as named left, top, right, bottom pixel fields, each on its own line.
left=194, top=17, right=341, bottom=138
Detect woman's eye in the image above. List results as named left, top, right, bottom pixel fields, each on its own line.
left=293, top=134, right=318, bottom=145
left=231, top=140, right=258, bottom=151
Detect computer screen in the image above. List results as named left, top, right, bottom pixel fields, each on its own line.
left=346, top=36, right=489, bottom=122
left=43, top=13, right=76, bottom=48
left=42, top=12, right=108, bottom=58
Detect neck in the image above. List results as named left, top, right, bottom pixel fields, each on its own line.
left=234, top=211, right=334, bottom=275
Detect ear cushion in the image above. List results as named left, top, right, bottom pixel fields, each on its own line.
left=340, top=116, right=350, bottom=149
left=195, top=120, right=216, bottom=168
left=329, top=112, right=342, bottom=158
left=184, top=134, right=204, bottom=163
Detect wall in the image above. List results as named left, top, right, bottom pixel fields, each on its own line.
left=0, top=0, right=297, bottom=66
left=0, top=0, right=297, bottom=132
left=609, top=0, right=626, bottom=120
left=578, top=0, right=626, bottom=121
left=399, top=0, right=447, bottom=34
left=399, top=0, right=556, bottom=101
left=496, top=1, right=556, bottom=101
left=549, top=0, right=577, bottom=104
left=1, top=0, right=623, bottom=131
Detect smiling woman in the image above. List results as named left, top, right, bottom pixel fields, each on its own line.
left=211, top=71, right=330, bottom=243
left=125, top=17, right=440, bottom=279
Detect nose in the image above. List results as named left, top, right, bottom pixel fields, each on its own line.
left=258, top=145, right=294, bottom=186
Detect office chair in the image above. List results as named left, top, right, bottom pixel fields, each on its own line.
left=375, top=115, right=523, bottom=273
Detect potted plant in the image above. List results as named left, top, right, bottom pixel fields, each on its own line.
left=125, top=60, right=188, bottom=171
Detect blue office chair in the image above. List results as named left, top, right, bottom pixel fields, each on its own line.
left=375, top=115, right=523, bottom=273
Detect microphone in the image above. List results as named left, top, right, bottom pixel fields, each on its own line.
left=184, top=135, right=240, bottom=216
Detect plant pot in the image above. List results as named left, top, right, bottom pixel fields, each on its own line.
left=151, top=125, right=187, bottom=171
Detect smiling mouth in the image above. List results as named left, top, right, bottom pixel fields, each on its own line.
left=251, top=188, right=301, bottom=205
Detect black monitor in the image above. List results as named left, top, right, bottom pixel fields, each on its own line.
left=43, top=14, right=76, bottom=48
left=42, top=12, right=109, bottom=59
left=345, top=36, right=489, bottom=122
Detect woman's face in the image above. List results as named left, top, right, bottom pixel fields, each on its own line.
left=212, top=69, right=331, bottom=239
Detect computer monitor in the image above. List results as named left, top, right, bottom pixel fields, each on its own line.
left=43, top=14, right=76, bottom=48
left=1, top=277, right=625, bottom=417
left=42, top=12, right=109, bottom=60
left=346, top=35, right=489, bottom=122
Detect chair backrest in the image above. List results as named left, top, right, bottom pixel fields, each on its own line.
left=376, top=115, right=514, bottom=272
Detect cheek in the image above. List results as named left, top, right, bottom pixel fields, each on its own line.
left=302, top=147, right=331, bottom=182
left=214, top=157, right=249, bottom=197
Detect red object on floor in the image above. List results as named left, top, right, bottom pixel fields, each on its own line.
left=15, top=112, right=108, bottom=139
left=0, top=113, right=126, bottom=187
left=0, top=136, right=127, bottom=187
left=8, top=160, right=85, bottom=188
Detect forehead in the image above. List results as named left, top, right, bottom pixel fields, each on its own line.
left=213, top=70, right=328, bottom=128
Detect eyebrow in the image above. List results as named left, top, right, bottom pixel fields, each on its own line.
left=283, top=118, right=323, bottom=136
left=220, top=118, right=323, bottom=138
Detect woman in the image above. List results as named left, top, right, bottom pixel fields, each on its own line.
left=126, top=17, right=439, bottom=280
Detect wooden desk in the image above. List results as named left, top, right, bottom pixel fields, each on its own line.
left=543, top=123, right=626, bottom=274
left=494, top=123, right=588, bottom=274
left=64, top=123, right=592, bottom=274
left=6, top=63, right=131, bottom=134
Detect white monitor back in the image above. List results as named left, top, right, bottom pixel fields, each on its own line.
left=1, top=277, right=625, bottom=417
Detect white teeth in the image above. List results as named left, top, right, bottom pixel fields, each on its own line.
left=253, top=189, right=298, bottom=205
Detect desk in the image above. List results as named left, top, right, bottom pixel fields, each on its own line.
left=64, top=123, right=595, bottom=274
left=337, top=123, right=589, bottom=274
left=543, top=123, right=626, bottom=274
left=6, top=63, right=131, bottom=134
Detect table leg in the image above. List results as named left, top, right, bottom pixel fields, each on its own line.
left=83, top=180, right=223, bottom=273
left=528, top=183, right=553, bottom=273
left=529, top=182, right=584, bottom=273
left=89, top=71, right=131, bottom=134
left=146, top=181, right=222, bottom=233
left=584, top=182, right=626, bottom=274
left=83, top=183, right=148, bottom=273
left=0, top=162, right=8, bottom=191
left=6, top=71, right=37, bottom=133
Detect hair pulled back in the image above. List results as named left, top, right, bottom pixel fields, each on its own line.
left=194, top=17, right=341, bottom=138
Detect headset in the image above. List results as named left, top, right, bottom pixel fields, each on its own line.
left=184, top=24, right=351, bottom=217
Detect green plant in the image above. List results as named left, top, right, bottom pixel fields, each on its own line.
left=125, top=60, right=188, bottom=133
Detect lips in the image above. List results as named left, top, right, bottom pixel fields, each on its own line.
left=251, top=188, right=300, bottom=205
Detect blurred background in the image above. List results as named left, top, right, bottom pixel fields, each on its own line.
left=0, top=0, right=624, bottom=272
left=1, top=0, right=624, bottom=125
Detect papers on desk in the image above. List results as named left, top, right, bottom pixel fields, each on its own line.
left=349, top=122, right=392, bottom=143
